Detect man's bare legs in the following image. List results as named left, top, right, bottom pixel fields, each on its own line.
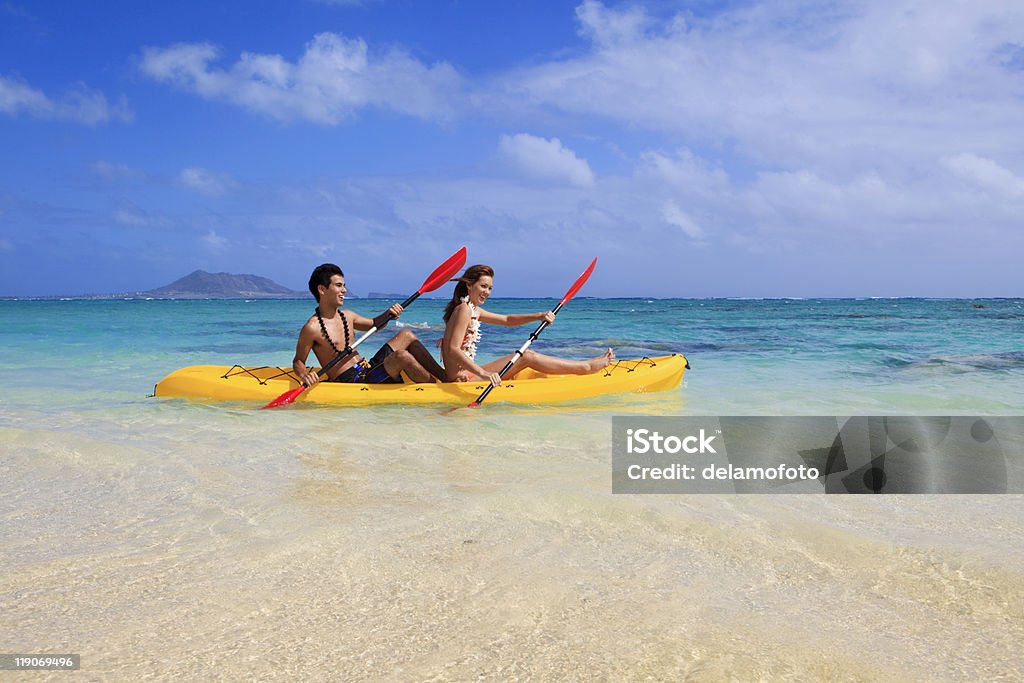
left=382, top=328, right=447, bottom=382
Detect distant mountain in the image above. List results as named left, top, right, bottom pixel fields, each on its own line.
left=142, top=270, right=306, bottom=298
left=366, top=292, right=408, bottom=299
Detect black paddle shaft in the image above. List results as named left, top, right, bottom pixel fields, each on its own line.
left=471, top=299, right=568, bottom=405
left=317, top=291, right=421, bottom=378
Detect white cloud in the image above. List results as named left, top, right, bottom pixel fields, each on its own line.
left=0, top=76, right=49, bottom=114
left=944, top=153, right=1024, bottom=198
left=202, top=230, right=229, bottom=250
left=90, top=161, right=147, bottom=183
left=499, top=1, right=1024, bottom=170
left=661, top=200, right=704, bottom=240
left=38, top=1, right=1023, bottom=296
left=139, top=33, right=462, bottom=124
left=575, top=0, right=648, bottom=46
left=113, top=209, right=148, bottom=227
left=179, top=167, right=238, bottom=197
left=159, top=144, right=1024, bottom=297
left=498, top=133, right=595, bottom=187
left=0, top=75, right=132, bottom=125
left=113, top=203, right=172, bottom=229
left=743, top=168, right=927, bottom=240
left=640, top=148, right=729, bottom=196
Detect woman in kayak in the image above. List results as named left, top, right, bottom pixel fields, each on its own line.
left=441, top=264, right=615, bottom=385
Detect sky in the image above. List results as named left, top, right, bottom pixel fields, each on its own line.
left=2, top=0, right=1023, bottom=298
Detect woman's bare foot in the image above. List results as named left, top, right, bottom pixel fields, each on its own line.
left=586, top=348, right=615, bottom=372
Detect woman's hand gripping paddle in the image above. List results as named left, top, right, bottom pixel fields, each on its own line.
left=466, top=257, right=597, bottom=408
left=262, top=246, right=467, bottom=409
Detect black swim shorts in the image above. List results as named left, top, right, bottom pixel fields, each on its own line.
left=329, top=343, right=402, bottom=384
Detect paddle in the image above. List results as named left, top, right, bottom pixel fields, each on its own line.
left=467, top=257, right=597, bottom=408
left=262, top=246, right=467, bottom=409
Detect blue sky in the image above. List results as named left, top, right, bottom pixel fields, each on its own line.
left=2, top=0, right=1023, bottom=297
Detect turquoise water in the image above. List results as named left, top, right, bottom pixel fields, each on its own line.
left=2, top=298, right=1023, bottom=679
left=1, top=297, right=1022, bottom=413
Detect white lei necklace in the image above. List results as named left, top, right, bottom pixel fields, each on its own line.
left=460, top=296, right=481, bottom=359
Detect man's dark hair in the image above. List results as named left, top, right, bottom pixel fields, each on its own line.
left=308, top=263, right=344, bottom=300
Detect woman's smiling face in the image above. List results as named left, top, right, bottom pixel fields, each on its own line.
left=467, top=275, right=493, bottom=305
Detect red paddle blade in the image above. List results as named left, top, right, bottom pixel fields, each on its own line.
left=419, top=246, right=467, bottom=294
left=558, top=257, right=597, bottom=308
left=260, top=385, right=305, bottom=410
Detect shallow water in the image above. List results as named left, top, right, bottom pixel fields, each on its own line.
left=1, top=299, right=1022, bottom=679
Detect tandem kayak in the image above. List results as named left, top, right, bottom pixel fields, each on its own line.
left=153, top=354, right=689, bottom=406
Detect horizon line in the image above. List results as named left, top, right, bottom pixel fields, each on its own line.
left=2, top=295, right=1021, bottom=302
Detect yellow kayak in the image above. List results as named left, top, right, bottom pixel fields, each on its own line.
left=154, top=354, right=688, bottom=406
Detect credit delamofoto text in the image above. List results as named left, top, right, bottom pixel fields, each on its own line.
left=612, top=416, right=1020, bottom=494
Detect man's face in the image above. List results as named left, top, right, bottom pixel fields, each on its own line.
left=319, top=274, right=346, bottom=305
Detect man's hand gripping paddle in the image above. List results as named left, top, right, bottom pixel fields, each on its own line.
left=262, top=246, right=467, bottom=409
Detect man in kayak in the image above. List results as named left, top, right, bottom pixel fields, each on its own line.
left=293, top=263, right=447, bottom=386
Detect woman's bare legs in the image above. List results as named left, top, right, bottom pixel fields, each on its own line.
left=481, top=348, right=615, bottom=378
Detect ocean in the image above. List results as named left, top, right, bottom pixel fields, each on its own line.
left=2, top=297, right=1022, bottom=680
